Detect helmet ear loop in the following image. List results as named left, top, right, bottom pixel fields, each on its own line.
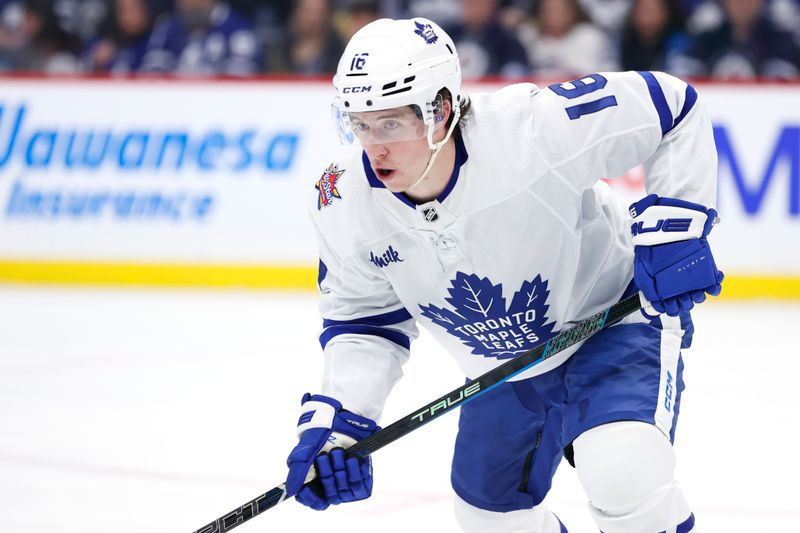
left=426, top=95, right=460, bottom=150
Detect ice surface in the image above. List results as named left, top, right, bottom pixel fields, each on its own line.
left=0, top=286, right=798, bottom=532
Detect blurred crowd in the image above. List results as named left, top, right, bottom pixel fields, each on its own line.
left=1, top=0, right=799, bottom=79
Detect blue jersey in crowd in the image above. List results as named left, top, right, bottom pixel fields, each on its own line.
left=141, top=2, right=261, bottom=76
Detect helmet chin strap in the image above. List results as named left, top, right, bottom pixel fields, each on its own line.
left=408, top=105, right=461, bottom=192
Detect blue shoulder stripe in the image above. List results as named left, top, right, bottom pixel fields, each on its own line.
left=667, top=84, right=698, bottom=134
left=637, top=71, right=673, bottom=136
left=319, top=324, right=411, bottom=350
left=322, top=307, right=413, bottom=328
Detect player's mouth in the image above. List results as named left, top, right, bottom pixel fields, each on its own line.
left=375, top=167, right=396, bottom=180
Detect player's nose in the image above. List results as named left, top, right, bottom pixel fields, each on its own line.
left=363, top=142, right=389, bottom=160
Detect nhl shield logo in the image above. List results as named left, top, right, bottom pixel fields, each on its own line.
left=422, top=207, right=439, bottom=222
left=414, top=21, right=438, bottom=44
left=316, top=164, right=345, bottom=209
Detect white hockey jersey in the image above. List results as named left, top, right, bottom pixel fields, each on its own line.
left=310, top=71, right=717, bottom=422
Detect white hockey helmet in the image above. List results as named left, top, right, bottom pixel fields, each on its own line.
left=332, top=18, right=462, bottom=149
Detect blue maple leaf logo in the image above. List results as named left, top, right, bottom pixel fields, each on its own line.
left=413, top=21, right=439, bottom=44
left=419, top=272, right=556, bottom=360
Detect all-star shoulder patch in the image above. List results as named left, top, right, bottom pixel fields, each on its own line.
left=315, top=163, right=345, bottom=209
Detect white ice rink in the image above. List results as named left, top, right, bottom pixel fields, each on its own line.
left=1, top=285, right=799, bottom=532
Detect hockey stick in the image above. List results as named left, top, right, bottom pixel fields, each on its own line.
left=192, top=292, right=643, bottom=533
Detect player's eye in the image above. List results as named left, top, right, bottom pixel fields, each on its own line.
left=384, top=120, right=399, bottom=130
left=352, top=121, right=368, bottom=132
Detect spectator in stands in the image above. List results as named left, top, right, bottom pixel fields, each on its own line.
left=16, top=0, right=114, bottom=53
left=0, top=0, right=27, bottom=69
left=446, top=0, right=529, bottom=79
left=404, top=0, right=461, bottom=27
left=267, top=0, right=344, bottom=74
left=683, top=0, right=800, bottom=36
left=140, top=0, right=261, bottom=76
left=335, top=0, right=382, bottom=42
left=0, top=0, right=82, bottom=72
left=670, top=0, right=800, bottom=78
left=240, top=0, right=292, bottom=72
left=619, top=0, right=690, bottom=71
left=519, top=0, right=617, bottom=77
left=577, top=0, right=633, bottom=33
left=82, top=0, right=154, bottom=73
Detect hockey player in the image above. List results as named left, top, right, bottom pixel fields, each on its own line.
left=284, top=17, right=723, bottom=533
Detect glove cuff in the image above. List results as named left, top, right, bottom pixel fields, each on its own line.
left=630, top=194, right=714, bottom=246
left=296, top=394, right=341, bottom=438
left=332, top=410, right=379, bottom=441
left=295, top=393, right=379, bottom=441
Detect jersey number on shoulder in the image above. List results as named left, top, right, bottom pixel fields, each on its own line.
left=548, top=74, right=618, bottom=120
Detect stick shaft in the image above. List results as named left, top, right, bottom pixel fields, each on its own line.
left=348, top=292, right=641, bottom=459
left=193, top=486, right=287, bottom=533
left=192, top=293, right=642, bottom=532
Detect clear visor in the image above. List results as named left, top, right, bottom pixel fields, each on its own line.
left=332, top=103, right=444, bottom=146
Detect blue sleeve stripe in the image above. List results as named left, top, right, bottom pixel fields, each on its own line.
left=322, top=307, right=413, bottom=328
left=317, top=260, right=327, bottom=288
left=667, top=84, right=698, bottom=134
left=636, top=71, right=673, bottom=136
left=319, top=324, right=411, bottom=350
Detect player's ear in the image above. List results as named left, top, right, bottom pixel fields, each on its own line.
left=434, top=97, right=452, bottom=124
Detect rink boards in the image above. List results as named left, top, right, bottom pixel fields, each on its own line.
left=0, top=77, right=797, bottom=298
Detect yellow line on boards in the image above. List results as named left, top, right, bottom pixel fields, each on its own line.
left=0, top=261, right=318, bottom=290
left=0, top=261, right=799, bottom=299
left=716, top=275, right=800, bottom=300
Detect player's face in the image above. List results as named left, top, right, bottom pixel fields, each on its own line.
left=355, top=105, right=449, bottom=194
left=362, top=135, right=435, bottom=192
left=348, top=107, right=427, bottom=146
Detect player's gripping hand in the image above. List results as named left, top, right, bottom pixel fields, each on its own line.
left=285, top=393, right=379, bottom=511
left=630, top=194, right=724, bottom=316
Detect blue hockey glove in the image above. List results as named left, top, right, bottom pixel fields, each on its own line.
left=285, top=393, right=379, bottom=511
left=630, top=194, right=724, bottom=316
